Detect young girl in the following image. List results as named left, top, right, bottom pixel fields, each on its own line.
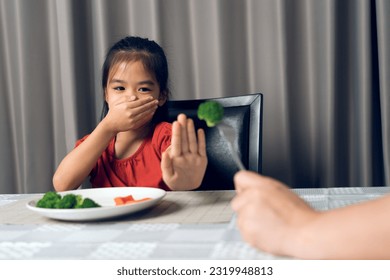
left=53, top=36, right=207, bottom=191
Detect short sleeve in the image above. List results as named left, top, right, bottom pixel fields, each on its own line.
left=153, top=122, right=172, bottom=154
left=75, top=134, right=90, bottom=148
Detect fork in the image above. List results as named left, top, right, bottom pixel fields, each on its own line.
left=217, top=122, right=246, bottom=171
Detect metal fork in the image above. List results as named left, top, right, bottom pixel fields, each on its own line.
left=217, top=122, right=246, bottom=170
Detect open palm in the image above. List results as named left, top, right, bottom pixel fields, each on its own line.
left=161, top=114, right=207, bottom=190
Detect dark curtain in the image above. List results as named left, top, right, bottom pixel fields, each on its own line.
left=0, top=0, right=389, bottom=193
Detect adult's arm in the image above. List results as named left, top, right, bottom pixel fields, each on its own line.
left=231, top=170, right=390, bottom=259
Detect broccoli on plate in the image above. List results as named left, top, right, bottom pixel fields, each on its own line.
left=36, top=192, right=100, bottom=209
left=76, top=198, right=101, bottom=208
left=197, top=101, right=224, bottom=127
left=56, top=194, right=81, bottom=209
left=36, top=191, right=61, bottom=209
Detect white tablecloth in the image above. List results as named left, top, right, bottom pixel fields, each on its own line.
left=0, top=187, right=389, bottom=259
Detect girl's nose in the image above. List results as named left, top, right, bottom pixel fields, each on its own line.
left=128, top=95, right=137, bottom=101
left=128, top=92, right=138, bottom=100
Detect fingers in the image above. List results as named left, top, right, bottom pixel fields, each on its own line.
left=197, top=128, right=206, bottom=157
left=231, top=189, right=254, bottom=211
left=187, top=118, right=198, bottom=153
left=171, top=114, right=207, bottom=157
left=114, top=95, right=158, bottom=114
left=234, top=170, right=264, bottom=193
left=171, top=121, right=182, bottom=157
left=177, top=114, right=189, bottom=153
left=161, top=149, right=174, bottom=177
left=232, top=171, right=294, bottom=211
left=131, top=97, right=159, bottom=117
left=116, top=95, right=156, bottom=107
left=231, top=173, right=255, bottom=211
left=110, top=96, right=158, bottom=127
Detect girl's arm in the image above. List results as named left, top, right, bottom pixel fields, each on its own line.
left=53, top=95, right=158, bottom=191
left=52, top=119, right=115, bottom=191
left=232, top=170, right=390, bottom=259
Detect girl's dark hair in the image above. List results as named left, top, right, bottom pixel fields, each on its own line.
left=100, top=36, right=170, bottom=122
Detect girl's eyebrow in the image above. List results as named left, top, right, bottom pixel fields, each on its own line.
left=109, top=79, right=126, bottom=84
left=138, top=80, right=155, bottom=86
left=109, top=79, right=155, bottom=85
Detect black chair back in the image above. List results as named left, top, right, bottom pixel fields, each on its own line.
left=163, top=93, right=263, bottom=190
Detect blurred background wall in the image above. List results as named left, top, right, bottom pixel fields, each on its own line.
left=0, top=0, right=389, bottom=193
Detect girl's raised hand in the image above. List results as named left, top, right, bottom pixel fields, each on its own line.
left=103, top=95, right=159, bottom=134
left=161, top=114, right=208, bottom=190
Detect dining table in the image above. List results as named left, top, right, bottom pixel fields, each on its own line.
left=0, top=186, right=389, bottom=260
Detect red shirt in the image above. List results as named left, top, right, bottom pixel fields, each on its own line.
left=75, top=122, right=172, bottom=191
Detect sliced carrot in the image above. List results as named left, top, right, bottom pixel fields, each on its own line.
left=114, top=196, right=132, bottom=205
left=114, top=195, right=151, bottom=206
left=114, top=197, right=125, bottom=205
left=122, top=195, right=135, bottom=202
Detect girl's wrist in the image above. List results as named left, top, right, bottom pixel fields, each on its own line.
left=98, top=117, right=117, bottom=137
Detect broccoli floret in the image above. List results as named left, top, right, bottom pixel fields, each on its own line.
left=77, top=198, right=101, bottom=208
left=36, top=191, right=100, bottom=209
left=56, top=194, right=78, bottom=209
left=197, top=101, right=224, bottom=127
left=36, top=191, right=61, bottom=208
left=75, top=195, right=83, bottom=208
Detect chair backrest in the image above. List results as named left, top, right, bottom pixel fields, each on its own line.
left=163, top=93, right=263, bottom=190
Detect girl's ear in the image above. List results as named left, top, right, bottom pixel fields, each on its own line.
left=158, top=91, right=167, bottom=106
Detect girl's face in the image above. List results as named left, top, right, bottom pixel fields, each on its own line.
left=105, top=60, right=167, bottom=106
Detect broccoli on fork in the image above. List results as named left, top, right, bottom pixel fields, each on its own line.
left=197, top=101, right=224, bottom=127
left=197, top=99, right=246, bottom=170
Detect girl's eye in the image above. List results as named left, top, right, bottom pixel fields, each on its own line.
left=114, top=86, right=125, bottom=91
left=139, top=87, right=151, bottom=93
